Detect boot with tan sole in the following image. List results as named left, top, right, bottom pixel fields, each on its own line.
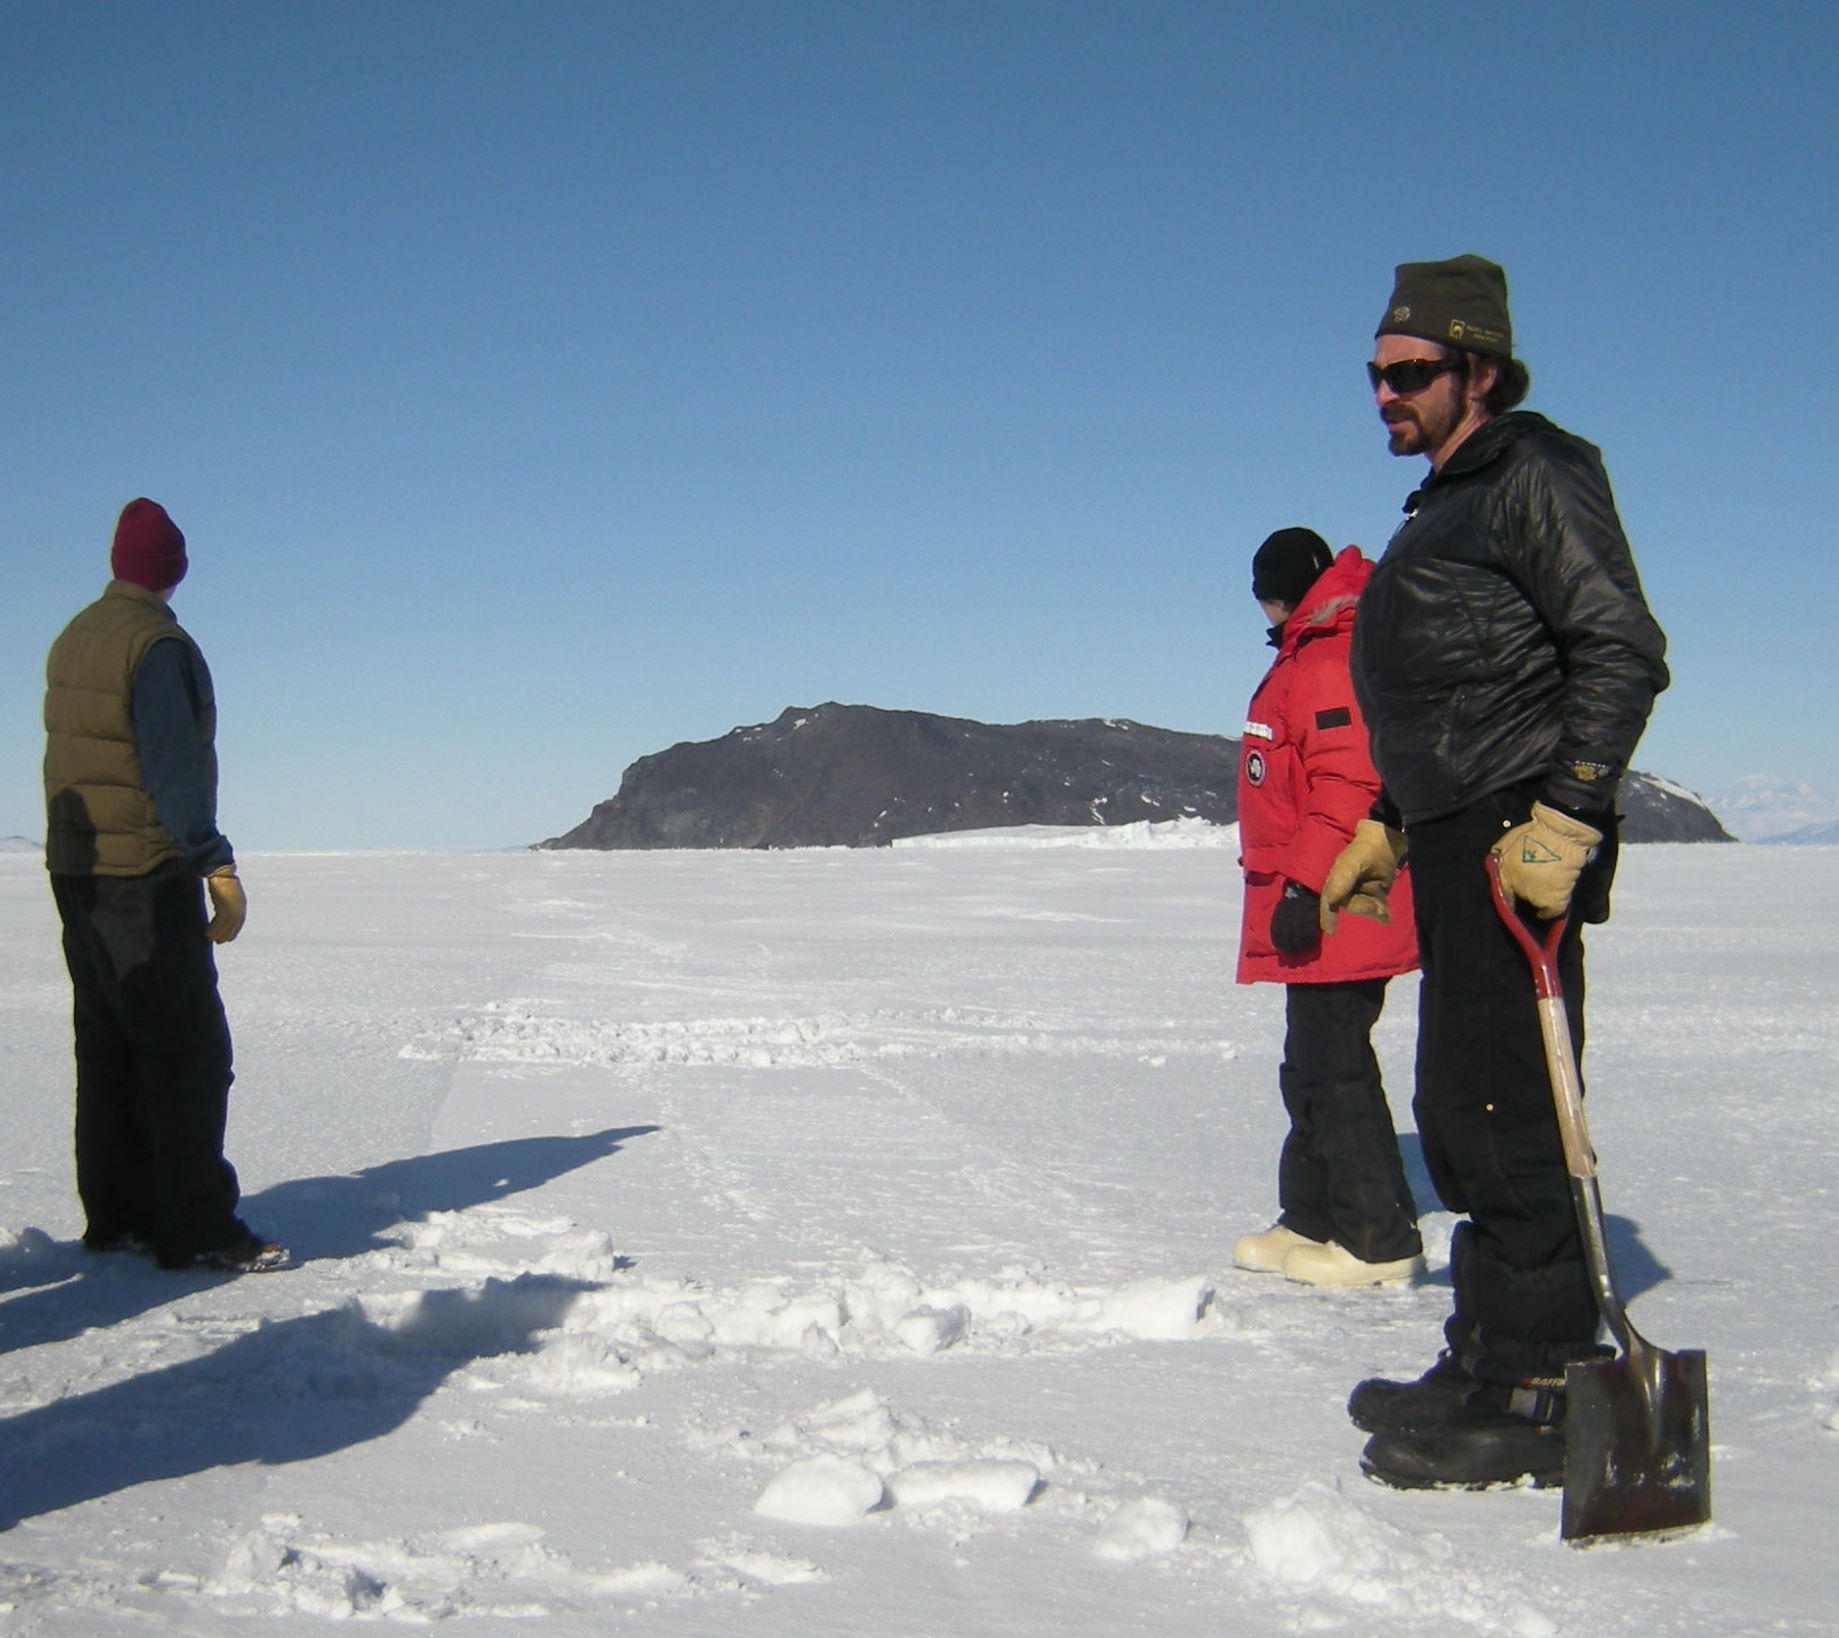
left=1232, top=1223, right=1324, bottom=1273
left=1282, top=1240, right=1423, bottom=1287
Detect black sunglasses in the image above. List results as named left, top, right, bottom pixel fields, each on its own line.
left=1366, top=357, right=1464, bottom=395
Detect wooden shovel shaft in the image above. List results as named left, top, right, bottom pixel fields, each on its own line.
left=1533, top=992, right=1596, bottom=1181
left=1486, top=855, right=1711, bottom=1539
left=1488, top=859, right=1637, bottom=1356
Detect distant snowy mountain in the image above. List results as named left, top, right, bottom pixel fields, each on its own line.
left=1754, top=818, right=1839, bottom=846
left=0, top=835, right=40, bottom=854
left=1708, top=774, right=1839, bottom=841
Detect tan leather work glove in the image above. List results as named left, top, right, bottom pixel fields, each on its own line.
left=1319, top=819, right=1409, bottom=932
left=1489, top=801, right=1603, bottom=920
left=205, top=865, right=247, bottom=944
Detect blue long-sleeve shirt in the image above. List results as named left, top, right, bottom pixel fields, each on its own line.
left=129, top=637, right=234, bottom=875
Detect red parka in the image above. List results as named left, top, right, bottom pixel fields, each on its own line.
left=1236, top=547, right=1418, bottom=985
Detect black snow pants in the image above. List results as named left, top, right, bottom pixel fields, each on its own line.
left=1406, top=787, right=1614, bottom=1389
left=52, top=864, right=244, bottom=1263
left=1275, top=977, right=1422, bottom=1264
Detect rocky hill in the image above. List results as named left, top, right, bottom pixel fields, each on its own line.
left=1614, top=774, right=1736, bottom=844
left=540, top=703, right=1733, bottom=850
left=542, top=705, right=1237, bottom=850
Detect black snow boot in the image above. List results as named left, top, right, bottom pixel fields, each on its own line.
left=1359, top=1383, right=1565, bottom=1490
left=1346, top=1350, right=1472, bottom=1435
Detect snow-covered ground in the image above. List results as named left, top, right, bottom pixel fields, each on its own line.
left=0, top=832, right=1833, bottom=1636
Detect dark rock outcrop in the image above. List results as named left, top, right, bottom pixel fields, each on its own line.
left=1617, top=773, right=1736, bottom=843
left=540, top=704, right=1238, bottom=850
left=538, top=703, right=1734, bottom=851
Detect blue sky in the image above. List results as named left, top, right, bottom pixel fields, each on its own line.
left=4, top=1, right=1834, bottom=850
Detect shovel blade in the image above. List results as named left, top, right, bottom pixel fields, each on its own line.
left=1561, top=1347, right=1710, bottom=1542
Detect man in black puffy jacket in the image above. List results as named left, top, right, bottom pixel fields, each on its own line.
left=1319, top=256, right=1669, bottom=1489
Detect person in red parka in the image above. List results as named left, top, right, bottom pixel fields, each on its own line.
left=1232, top=528, right=1423, bottom=1286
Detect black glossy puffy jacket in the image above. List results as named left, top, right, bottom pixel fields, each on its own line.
left=1350, top=411, right=1670, bottom=825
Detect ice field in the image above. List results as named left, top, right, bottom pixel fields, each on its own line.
left=0, top=831, right=1833, bottom=1635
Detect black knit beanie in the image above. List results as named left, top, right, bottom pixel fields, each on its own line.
left=1252, top=527, right=1334, bottom=606
left=1376, top=254, right=1513, bottom=359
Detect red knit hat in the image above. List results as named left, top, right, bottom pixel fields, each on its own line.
left=111, top=498, right=188, bottom=592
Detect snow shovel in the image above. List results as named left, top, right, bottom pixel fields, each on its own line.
left=1486, top=854, right=1710, bottom=1543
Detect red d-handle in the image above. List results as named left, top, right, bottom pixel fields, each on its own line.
left=1485, top=852, right=1568, bottom=1000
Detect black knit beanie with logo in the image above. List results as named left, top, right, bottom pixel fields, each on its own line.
left=1375, top=254, right=1513, bottom=359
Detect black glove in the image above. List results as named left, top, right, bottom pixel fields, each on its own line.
left=1270, top=879, right=1322, bottom=955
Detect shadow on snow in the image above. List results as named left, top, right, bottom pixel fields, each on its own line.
left=250, top=1125, right=662, bottom=1262
left=1398, top=1129, right=1673, bottom=1300
left=0, top=1126, right=658, bottom=1358
left=0, top=1274, right=594, bottom=1529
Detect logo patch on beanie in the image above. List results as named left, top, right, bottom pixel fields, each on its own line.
left=1448, top=320, right=1505, bottom=347
left=1392, top=305, right=1411, bottom=322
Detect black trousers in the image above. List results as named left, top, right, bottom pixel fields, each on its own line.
left=1407, top=789, right=1608, bottom=1387
left=1276, top=978, right=1422, bottom=1264
left=52, top=865, right=243, bottom=1262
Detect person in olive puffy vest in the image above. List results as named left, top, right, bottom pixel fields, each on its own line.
left=43, top=498, right=286, bottom=1274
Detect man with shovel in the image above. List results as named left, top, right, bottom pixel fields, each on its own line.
left=1319, top=256, right=1670, bottom=1489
